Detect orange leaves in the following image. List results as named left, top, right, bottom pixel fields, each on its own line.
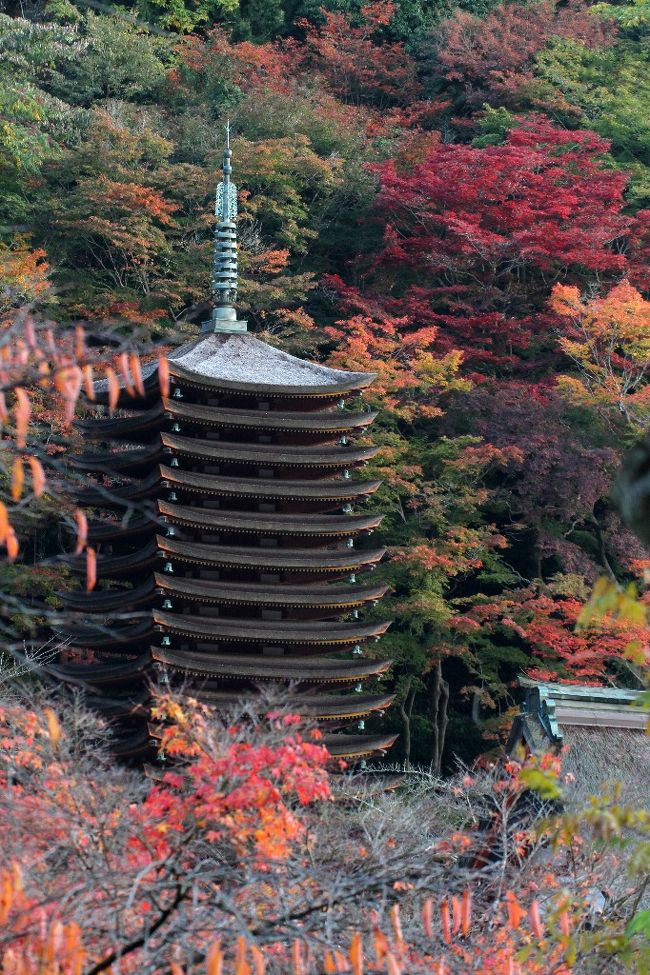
left=5, top=526, right=19, bottom=562
left=82, top=364, right=95, bottom=401
left=159, top=355, right=170, bottom=399
left=45, top=709, right=61, bottom=748
left=207, top=943, right=224, bottom=975
left=27, top=456, right=46, bottom=498
left=349, top=932, right=363, bottom=975
left=11, top=457, right=24, bottom=502
left=440, top=898, right=451, bottom=945
left=13, top=387, right=30, bottom=449
left=86, top=546, right=97, bottom=592
left=104, top=366, right=120, bottom=415
left=505, top=890, right=524, bottom=930
left=529, top=900, right=544, bottom=939
left=130, top=353, right=145, bottom=397
left=54, top=366, right=83, bottom=424
left=74, top=509, right=88, bottom=555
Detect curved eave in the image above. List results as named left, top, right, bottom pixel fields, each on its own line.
left=152, top=608, right=390, bottom=645
left=73, top=443, right=163, bottom=474
left=169, top=361, right=374, bottom=398
left=323, top=733, right=398, bottom=759
left=161, top=432, right=378, bottom=468
left=152, top=647, right=392, bottom=682
left=84, top=691, right=150, bottom=718
left=190, top=689, right=395, bottom=720
left=164, top=399, right=377, bottom=434
left=62, top=541, right=159, bottom=577
left=153, top=574, right=389, bottom=608
left=88, top=512, right=158, bottom=542
left=55, top=619, right=154, bottom=649
left=74, top=470, right=160, bottom=506
left=75, top=403, right=164, bottom=440
left=47, top=653, right=151, bottom=686
left=111, top=726, right=155, bottom=758
left=159, top=466, right=381, bottom=501
left=157, top=535, right=386, bottom=572
left=59, top=580, right=156, bottom=612
left=158, top=501, right=382, bottom=537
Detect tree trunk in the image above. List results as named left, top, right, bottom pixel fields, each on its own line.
left=429, top=659, right=449, bottom=777
left=471, top=689, right=481, bottom=726
left=398, top=683, right=416, bottom=769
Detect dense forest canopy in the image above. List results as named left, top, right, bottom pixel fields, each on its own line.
left=1, top=0, right=650, bottom=769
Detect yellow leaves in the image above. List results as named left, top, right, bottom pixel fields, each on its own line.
left=578, top=575, right=647, bottom=628
left=552, top=280, right=650, bottom=428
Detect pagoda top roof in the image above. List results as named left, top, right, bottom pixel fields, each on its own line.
left=94, top=333, right=375, bottom=403
left=168, top=332, right=375, bottom=396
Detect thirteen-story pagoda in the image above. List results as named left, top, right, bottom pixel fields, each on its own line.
left=56, top=128, right=396, bottom=762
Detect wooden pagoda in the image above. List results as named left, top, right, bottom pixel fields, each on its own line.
left=55, top=129, right=396, bottom=762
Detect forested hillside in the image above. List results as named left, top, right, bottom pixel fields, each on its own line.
left=1, top=0, right=649, bottom=767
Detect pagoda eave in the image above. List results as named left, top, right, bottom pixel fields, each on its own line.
left=159, top=466, right=382, bottom=501
left=152, top=647, right=392, bottom=682
left=59, top=580, right=155, bottom=612
left=160, top=432, right=378, bottom=468
left=156, top=535, right=386, bottom=572
left=152, top=608, right=390, bottom=645
left=153, top=574, right=389, bottom=609
left=163, top=399, right=378, bottom=434
left=323, top=733, right=399, bottom=759
left=158, top=501, right=383, bottom=537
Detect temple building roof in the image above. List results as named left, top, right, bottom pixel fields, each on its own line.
left=507, top=679, right=650, bottom=809
left=168, top=332, right=375, bottom=395
left=93, top=333, right=374, bottom=402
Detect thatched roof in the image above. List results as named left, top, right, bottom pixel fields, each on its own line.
left=507, top=680, right=649, bottom=807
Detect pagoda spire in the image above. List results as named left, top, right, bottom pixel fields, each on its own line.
left=203, top=120, right=247, bottom=334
